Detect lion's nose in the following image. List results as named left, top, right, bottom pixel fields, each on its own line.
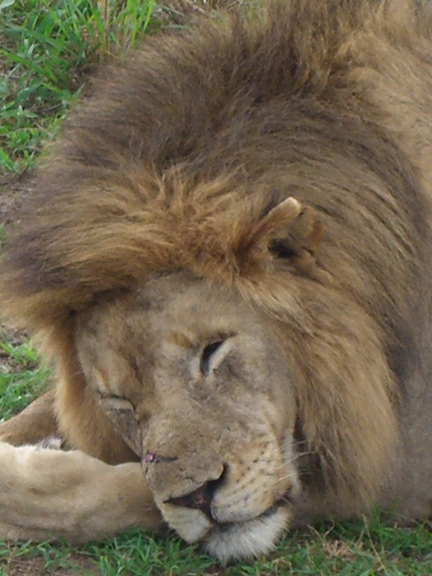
left=165, top=467, right=226, bottom=519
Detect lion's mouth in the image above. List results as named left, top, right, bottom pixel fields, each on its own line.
left=166, top=484, right=291, bottom=534
left=161, top=490, right=294, bottom=562
left=214, top=500, right=282, bottom=532
left=164, top=494, right=286, bottom=536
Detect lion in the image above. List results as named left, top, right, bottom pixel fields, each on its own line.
left=0, top=0, right=431, bottom=564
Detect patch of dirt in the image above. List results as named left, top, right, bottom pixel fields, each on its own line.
left=3, top=552, right=98, bottom=576
left=0, top=172, right=34, bottom=229
left=323, top=539, right=358, bottom=560
left=0, top=333, right=30, bottom=374
left=0, top=175, right=34, bottom=356
left=0, top=323, right=27, bottom=348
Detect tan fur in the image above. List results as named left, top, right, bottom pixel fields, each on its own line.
left=0, top=440, right=162, bottom=541
left=0, top=0, right=432, bottom=563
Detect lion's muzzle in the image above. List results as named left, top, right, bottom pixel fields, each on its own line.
left=165, top=466, right=227, bottom=520
left=143, top=439, right=297, bottom=563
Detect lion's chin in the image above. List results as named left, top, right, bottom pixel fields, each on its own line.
left=161, top=501, right=291, bottom=564
left=204, top=505, right=291, bottom=564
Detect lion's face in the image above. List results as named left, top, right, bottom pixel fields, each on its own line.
left=75, top=271, right=299, bottom=562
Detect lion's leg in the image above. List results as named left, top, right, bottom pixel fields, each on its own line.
left=0, top=394, right=163, bottom=541
left=0, top=390, right=59, bottom=446
left=0, top=440, right=163, bottom=542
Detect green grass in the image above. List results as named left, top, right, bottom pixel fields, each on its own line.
left=0, top=338, right=49, bottom=419
left=1, top=0, right=156, bottom=173
left=6, top=521, right=432, bottom=575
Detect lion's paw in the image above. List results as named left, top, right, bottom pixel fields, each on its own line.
left=35, top=437, right=63, bottom=450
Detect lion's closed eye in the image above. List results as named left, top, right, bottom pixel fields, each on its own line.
left=199, top=337, right=236, bottom=378
left=200, top=341, right=225, bottom=375
left=98, top=392, right=132, bottom=409
left=97, top=393, right=141, bottom=456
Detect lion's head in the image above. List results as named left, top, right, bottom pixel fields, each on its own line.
left=0, top=179, right=400, bottom=561
left=74, top=270, right=299, bottom=561
left=70, top=256, right=396, bottom=561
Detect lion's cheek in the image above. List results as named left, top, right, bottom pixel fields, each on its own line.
left=210, top=465, right=287, bottom=524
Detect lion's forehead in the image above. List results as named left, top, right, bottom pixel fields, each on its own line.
left=77, top=272, right=274, bottom=360
left=74, top=274, right=293, bottom=417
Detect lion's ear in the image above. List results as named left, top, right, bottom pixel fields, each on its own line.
left=268, top=200, right=323, bottom=260
left=244, top=197, right=326, bottom=280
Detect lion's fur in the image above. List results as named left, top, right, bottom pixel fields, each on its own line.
left=1, top=0, right=432, bottom=561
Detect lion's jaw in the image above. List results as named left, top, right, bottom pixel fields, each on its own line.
left=75, top=271, right=299, bottom=562
left=154, top=432, right=299, bottom=563
left=162, top=500, right=293, bottom=564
